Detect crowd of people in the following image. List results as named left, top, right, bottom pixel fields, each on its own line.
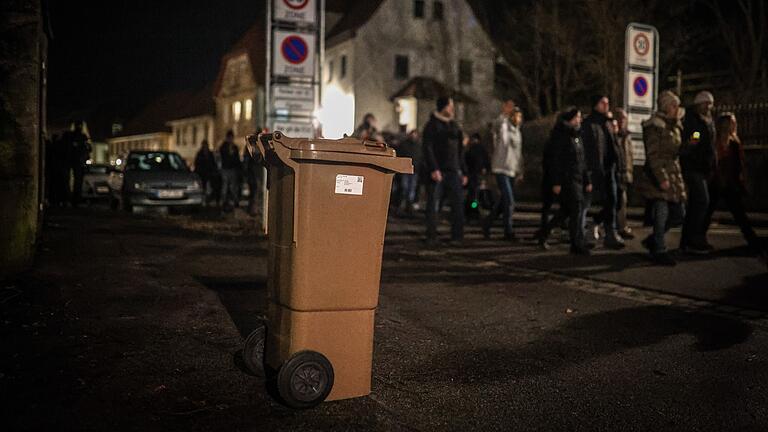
left=367, top=91, right=766, bottom=267
left=193, top=129, right=263, bottom=214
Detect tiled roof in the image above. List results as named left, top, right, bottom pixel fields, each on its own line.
left=117, top=86, right=214, bottom=137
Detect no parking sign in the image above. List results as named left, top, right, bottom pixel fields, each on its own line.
left=272, top=30, right=316, bottom=78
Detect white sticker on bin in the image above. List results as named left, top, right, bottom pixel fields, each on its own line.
left=335, top=174, right=364, bottom=195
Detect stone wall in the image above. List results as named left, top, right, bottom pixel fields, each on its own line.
left=0, top=0, right=44, bottom=276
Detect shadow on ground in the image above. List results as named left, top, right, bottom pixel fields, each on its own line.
left=408, top=305, right=754, bottom=385
left=196, top=275, right=268, bottom=338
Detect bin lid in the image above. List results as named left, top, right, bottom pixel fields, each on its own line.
left=270, top=132, right=413, bottom=174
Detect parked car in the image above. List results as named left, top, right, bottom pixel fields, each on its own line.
left=109, top=151, right=203, bottom=212
left=81, top=164, right=114, bottom=202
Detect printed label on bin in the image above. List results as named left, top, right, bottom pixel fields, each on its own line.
left=335, top=174, right=364, bottom=195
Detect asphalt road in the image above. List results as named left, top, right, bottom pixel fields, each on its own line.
left=2, top=206, right=767, bottom=431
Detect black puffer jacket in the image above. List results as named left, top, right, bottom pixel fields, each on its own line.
left=680, top=110, right=716, bottom=176
left=582, top=111, right=620, bottom=177
left=550, top=121, right=591, bottom=191
left=422, top=113, right=466, bottom=174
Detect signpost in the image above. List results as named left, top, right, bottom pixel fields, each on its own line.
left=261, top=0, right=323, bottom=232
left=623, top=23, right=659, bottom=166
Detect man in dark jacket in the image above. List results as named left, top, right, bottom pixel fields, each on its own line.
left=194, top=139, right=217, bottom=206
left=62, top=120, right=92, bottom=206
left=551, top=108, right=593, bottom=255
left=679, top=90, right=717, bottom=254
left=422, top=97, right=468, bottom=246
left=395, top=128, right=421, bottom=215
left=582, top=95, right=625, bottom=249
left=219, top=130, right=241, bottom=211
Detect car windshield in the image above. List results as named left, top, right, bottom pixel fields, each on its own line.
left=126, top=152, right=188, bottom=172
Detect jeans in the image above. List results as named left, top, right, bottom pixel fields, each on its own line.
left=399, top=173, right=418, bottom=206
left=539, top=183, right=569, bottom=242
left=681, top=172, right=710, bottom=247
left=651, top=200, right=685, bottom=254
left=426, top=171, right=464, bottom=241
left=485, top=174, right=515, bottom=235
left=220, top=169, right=239, bottom=207
left=593, top=168, right=619, bottom=236
left=617, top=184, right=629, bottom=231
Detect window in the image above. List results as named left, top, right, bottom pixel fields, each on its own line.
left=395, top=55, right=409, bottom=80
left=192, top=125, right=198, bottom=146
left=459, top=60, right=472, bottom=85
left=327, top=60, right=334, bottom=83
left=176, top=129, right=181, bottom=147
left=340, top=55, right=347, bottom=79
left=232, top=100, right=242, bottom=122
left=245, top=99, right=253, bottom=120
left=433, top=1, right=444, bottom=20
left=413, top=0, right=424, bottom=18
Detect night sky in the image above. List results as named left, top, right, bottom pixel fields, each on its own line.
left=48, top=0, right=264, bottom=120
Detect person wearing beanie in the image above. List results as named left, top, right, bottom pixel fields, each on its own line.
left=422, top=96, right=468, bottom=246
left=613, top=108, right=635, bottom=240
left=635, top=90, right=687, bottom=266
left=679, top=90, right=717, bottom=254
left=547, top=108, right=593, bottom=255
left=581, top=95, right=626, bottom=250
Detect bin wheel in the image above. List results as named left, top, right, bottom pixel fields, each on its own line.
left=242, top=325, right=266, bottom=377
left=277, top=350, right=334, bottom=409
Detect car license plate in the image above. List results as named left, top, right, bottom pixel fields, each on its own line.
left=157, top=189, right=184, bottom=199
left=96, top=186, right=109, bottom=194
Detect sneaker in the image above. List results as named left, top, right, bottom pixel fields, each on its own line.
left=651, top=252, right=677, bottom=266
left=592, top=225, right=601, bottom=241
left=618, top=227, right=635, bottom=240
left=604, top=234, right=626, bottom=250
left=539, top=240, right=551, bottom=251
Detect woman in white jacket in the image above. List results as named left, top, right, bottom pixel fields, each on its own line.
left=483, top=100, right=524, bottom=241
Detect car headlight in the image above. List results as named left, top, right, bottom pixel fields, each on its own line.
left=186, top=181, right=201, bottom=192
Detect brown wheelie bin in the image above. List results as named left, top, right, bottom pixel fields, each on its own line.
left=242, top=131, right=413, bottom=408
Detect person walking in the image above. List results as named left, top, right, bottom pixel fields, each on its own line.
left=193, top=139, right=217, bottom=206
left=582, top=96, right=625, bottom=249
left=483, top=100, right=524, bottom=240
left=536, top=120, right=570, bottom=250
left=218, top=130, right=241, bottom=211
left=635, top=91, right=687, bottom=266
left=707, top=112, right=766, bottom=258
left=62, top=120, right=92, bottom=207
left=352, top=113, right=379, bottom=141
left=423, top=96, right=467, bottom=247
left=613, top=108, right=635, bottom=239
left=243, top=133, right=263, bottom=216
left=679, top=90, right=717, bottom=254
left=550, top=108, right=593, bottom=255
left=395, top=129, right=422, bottom=216
left=464, top=132, right=490, bottom=222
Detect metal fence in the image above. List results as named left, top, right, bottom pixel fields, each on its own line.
left=715, top=103, right=768, bottom=150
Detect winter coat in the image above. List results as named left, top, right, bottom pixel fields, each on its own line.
left=581, top=111, right=620, bottom=179
left=715, top=138, right=747, bottom=193
left=465, top=143, right=490, bottom=177
left=490, top=115, right=524, bottom=178
left=397, top=135, right=422, bottom=168
left=194, top=148, right=217, bottom=178
left=549, top=121, right=591, bottom=195
left=617, top=130, right=634, bottom=185
left=680, top=110, right=716, bottom=176
left=635, top=112, right=687, bottom=203
left=422, top=112, right=466, bottom=174
left=219, top=141, right=241, bottom=171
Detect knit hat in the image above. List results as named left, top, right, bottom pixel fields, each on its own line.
left=693, top=91, right=714, bottom=105
left=560, top=107, right=580, bottom=122
left=436, top=96, right=452, bottom=112
left=658, top=90, right=681, bottom=113
left=591, top=94, right=608, bottom=109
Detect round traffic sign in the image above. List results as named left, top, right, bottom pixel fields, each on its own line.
left=633, top=76, right=649, bottom=97
left=284, top=0, right=309, bottom=10
left=281, top=35, right=308, bottom=65
left=633, top=33, right=650, bottom=56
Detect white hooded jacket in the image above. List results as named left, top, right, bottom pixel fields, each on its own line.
left=490, top=114, right=524, bottom=178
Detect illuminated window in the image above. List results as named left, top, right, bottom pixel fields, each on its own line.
left=233, top=101, right=242, bottom=122
left=245, top=99, right=253, bottom=120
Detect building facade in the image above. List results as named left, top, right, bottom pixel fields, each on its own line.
left=322, top=0, right=498, bottom=136
left=167, top=115, right=215, bottom=164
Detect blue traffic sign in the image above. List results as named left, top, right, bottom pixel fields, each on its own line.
left=633, top=76, right=649, bottom=97
left=281, top=35, right=308, bottom=65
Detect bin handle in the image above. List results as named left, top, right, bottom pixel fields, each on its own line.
left=362, top=139, right=388, bottom=151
